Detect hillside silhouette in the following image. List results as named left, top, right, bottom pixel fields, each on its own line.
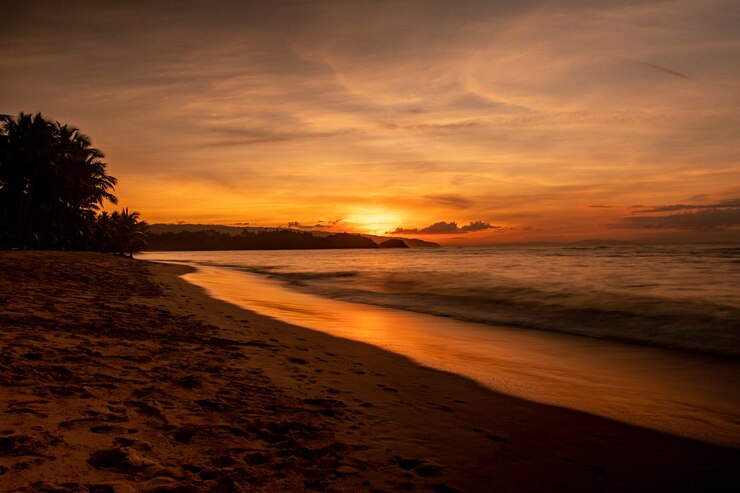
left=147, top=229, right=381, bottom=250
left=147, top=223, right=440, bottom=249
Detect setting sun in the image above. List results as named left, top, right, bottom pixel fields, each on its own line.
left=1, top=2, right=738, bottom=491
left=344, top=209, right=403, bottom=235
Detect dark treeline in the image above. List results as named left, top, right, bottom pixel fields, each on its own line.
left=147, top=230, right=385, bottom=251
left=0, top=113, right=146, bottom=253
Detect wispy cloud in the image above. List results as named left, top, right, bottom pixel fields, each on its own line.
left=2, top=0, right=739, bottom=242
left=614, top=57, right=691, bottom=80
left=612, top=208, right=740, bottom=230
left=286, top=219, right=342, bottom=230
left=633, top=198, right=740, bottom=213
left=424, top=194, right=473, bottom=209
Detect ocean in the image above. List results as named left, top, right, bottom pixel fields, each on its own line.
left=139, top=245, right=740, bottom=446
left=141, top=244, right=740, bottom=357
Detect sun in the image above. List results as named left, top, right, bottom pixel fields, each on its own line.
left=344, top=209, right=403, bottom=235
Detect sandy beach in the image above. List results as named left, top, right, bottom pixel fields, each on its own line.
left=1, top=252, right=738, bottom=492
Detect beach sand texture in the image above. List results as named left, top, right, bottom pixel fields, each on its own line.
left=0, top=252, right=738, bottom=492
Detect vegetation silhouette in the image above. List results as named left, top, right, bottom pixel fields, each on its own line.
left=378, top=238, right=409, bottom=248
left=95, top=208, right=149, bottom=256
left=0, top=112, right=412, bottom=254
left=147, top=229, right=380, bottom=251
left=0, top=112, right=146, bottom=253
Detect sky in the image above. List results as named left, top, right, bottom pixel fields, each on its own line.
left=2, top=0, right=739, bottom=243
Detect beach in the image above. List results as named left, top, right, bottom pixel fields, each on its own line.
left=1, top=252, right=738, bottom=492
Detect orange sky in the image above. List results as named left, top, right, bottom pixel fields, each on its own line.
left=2, top=0, right=739, bottom=243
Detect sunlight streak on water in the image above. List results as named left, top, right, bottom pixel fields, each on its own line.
left=179, top=264, right=740, bottom=447
left=141, top=245, right=740, bottom=356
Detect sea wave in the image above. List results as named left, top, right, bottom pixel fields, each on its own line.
left=258, top=269, right=740, bottom=357
left=140, top=246, right=740, bottom=358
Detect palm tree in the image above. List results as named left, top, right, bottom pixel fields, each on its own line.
left=50, top=122, right=118, bottom=249
left=0, top=113, right=119, bottom=249
left=0, top=113, right=57, bottom=248
left=107, top=208, right=148, bottom=256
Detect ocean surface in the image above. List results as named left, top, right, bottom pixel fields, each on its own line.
left=142, top=244, right=740, bottom=357
left=140, top=245, right=740, bottom=445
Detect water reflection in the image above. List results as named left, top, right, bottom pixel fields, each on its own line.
left=184, top=265, right=740, bottom=447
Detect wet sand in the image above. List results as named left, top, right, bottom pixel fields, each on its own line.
left=0, top=251, right=738, bottom=492
left=178, top=264, right=740, bottom=448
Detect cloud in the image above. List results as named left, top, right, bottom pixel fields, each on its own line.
left=3, top=0, right=740, bottom=242
left=615, top=57, right=691, bottom=80
left=424, top=194, right=473, bottom=209
left=316, top=219, right=342, bottom=227
left=611, top=208, right=740, bottom=230
left=198, top=127, right=359, bottom=148
left=287, top=218, right=342, bottom=230
left=387, top=220, right=497, bottom=235
left=634, top=198, right=740, bottom=213
left=381, top=120, right=485, bottom=134
left=286, top=221, right=316, bottom=230
left=687, top=194, right=710, bottom=202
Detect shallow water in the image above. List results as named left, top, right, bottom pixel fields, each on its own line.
left=179, top=266, right=740, bottom=447
left=141, top=245, right=740, bottom=356
left=140, top=247, right=740, bottom=446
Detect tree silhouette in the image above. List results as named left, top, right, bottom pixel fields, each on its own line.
left=106, top=208, right=148, bottom=256
left=0, top=112, right=145, bottom=252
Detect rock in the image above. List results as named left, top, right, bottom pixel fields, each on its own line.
left=378, top=239, right=409, bottom=248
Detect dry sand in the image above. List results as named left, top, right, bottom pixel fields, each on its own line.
left=0, top=251, right=738, bottom=492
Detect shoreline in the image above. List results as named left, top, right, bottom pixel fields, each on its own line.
left=1, top=252, right=738, bottom=492
left=138, top=247, right=740, bottom=360
left=176, top=262, right=740, bottom=448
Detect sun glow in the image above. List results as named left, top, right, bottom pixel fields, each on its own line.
left=344, top=209, right=403, bottom=235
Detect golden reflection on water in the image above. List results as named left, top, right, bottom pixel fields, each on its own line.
left=184, top=265, right=740, bottom=447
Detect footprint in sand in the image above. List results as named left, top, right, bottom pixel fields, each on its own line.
left=390, top=456, right=444, bottom=478
left=87, top=449, right=132, bottom=472
left=484, top=433, right=507, bottom=443
left=88, top=448, right=182, bottom=480
left=113, top=437, right=152, bottom=451
left=125, top=400, right=167, bottom=422
left=0, top=430, right=59, bottom=458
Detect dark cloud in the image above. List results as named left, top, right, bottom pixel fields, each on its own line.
left=616, top=57, right=691, bottom=80
left=287, top=219, right=341, bottom=230
left=287, top=221, right=320, bottom=230
left=634, top=198, right=740, bottom=213
left=611, top=208, right=740, bottom=230
left=2, top=0, right=738, bottom=236
left=459, top=221, right=497, bottom=232
left=387, top=220, right=497, bottom=235
left=316, top=219, right=342, bottom=227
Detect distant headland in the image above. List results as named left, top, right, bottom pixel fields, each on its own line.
left=146, top=223, right=440, bottom=251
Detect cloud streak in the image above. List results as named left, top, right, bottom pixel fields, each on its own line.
left=633, top=199, right=740, bottom=213
left=388, top=220, right=497, bottom=235
left=612, top=208, right=740, bottom=230
left=616, top=57, right=691, bottom=80
left=1, top=1, right=739, bottom=242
